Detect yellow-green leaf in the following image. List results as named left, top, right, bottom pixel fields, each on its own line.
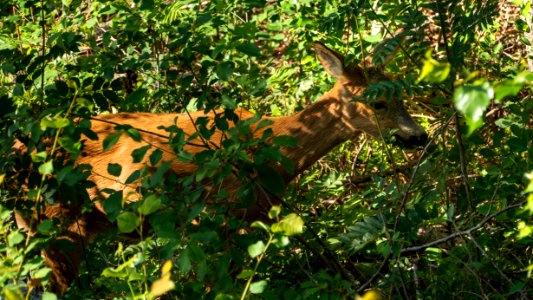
left=417, top=50, right=451, bottom=83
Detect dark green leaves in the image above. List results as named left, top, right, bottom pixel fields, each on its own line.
left=236, top=42, right=262, bottom=57
left=256, top=166, right=285, bottom=196
left=103, top=132, right=122, bottom=151
left=107, top=163, right=122, bottom=176
left=216, top=61, right=234, bottom=81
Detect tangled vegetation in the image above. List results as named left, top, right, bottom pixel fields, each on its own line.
left=1, top=0, right=533, bottom=299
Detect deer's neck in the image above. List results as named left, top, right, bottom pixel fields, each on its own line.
left=266, top=89, right=368, bottom=181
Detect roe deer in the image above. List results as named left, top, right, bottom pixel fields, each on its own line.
left=13, top=42, right=427, bottom=293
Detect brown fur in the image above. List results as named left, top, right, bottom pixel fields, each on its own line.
left=14, top=43, right=427, bottom=293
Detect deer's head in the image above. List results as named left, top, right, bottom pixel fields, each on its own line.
left=315, top=42, right=428, bottom=148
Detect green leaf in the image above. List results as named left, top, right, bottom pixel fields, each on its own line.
left=8, top=230, right=24, bottom=246
left=177, top=250, right=191, bottom=273
left=247, top=241, right=265, bottom=258
left=31, top=151, right=47, bottom=163
left=237, top=269, right=254, bottom=279
left=149, top=149, right=163, bottom=166
left=38, top=161, right=54, bottom=175
left=125, top=170, right=142, bottom=185
left=272, top=135, right=298, bottom=147
left=3, top=286, right=24, bottom=300
left=494, top=80, right=522, bottom=102
left=249, top=280, right=267, bottom=294
left=236, top=42, right=262, bottom=56
left=125, top=89, right=147, bottom=108
left=132, top=145, right=151, bottom=163
left=107, top=163, right=122, bottom=176
left=117, top=212, right=140, bottom=233
left=271, top=213, right=304, bottom=236
left=103, top=132, right=122, bottom=151
left=140, top=0, right=154, bottom=10
left=256, top=166, right=285, bottom=196
left=453, top=81, right=493, bottom=135
left=138, top=194, right=161, bottom=215
left=40, top=115, right=69, bottom=129
left=33, top=267, right=52, bottom=279
left=268, top=205, right=281, bottom=219
left=125, top=127, right=141, bottom=142
left=216, top=61, right=234, bottom=81
left=103, top=191, right=123, bottom=222
left=41, top=292, right=58, bottom=300
left=250, top=221, right=270, bottom=232
left=37, top=219, right=53, bottom=234
left=416, top=50, right=451, bottom=83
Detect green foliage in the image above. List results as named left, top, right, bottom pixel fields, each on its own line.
left=1, top=0, right=533, bottom=299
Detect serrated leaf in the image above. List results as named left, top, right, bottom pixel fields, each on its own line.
left=117, top=212, right=140, bottom=233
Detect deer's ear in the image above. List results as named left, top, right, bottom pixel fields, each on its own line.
left=314, top=42, right=345, bottom=79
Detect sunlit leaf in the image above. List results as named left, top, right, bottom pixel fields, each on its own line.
left=8, top=230, right=24, bottom=246
left=271, top=213, right=304, bottom=236
left=40, top=115, right=69, bottom=129
left=247, top=241, right=265, bottom=258
left=38, top=161, right=54, bottom=175
left=453, top=81, right=493, bottom=135
left=268, top=205, right=281, bottom=219
left=416, top=50, right=451, bottom=83
left=249, top=280, right=267, bottom=294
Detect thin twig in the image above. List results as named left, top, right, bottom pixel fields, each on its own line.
left=400, top=202, right=523, bottom=254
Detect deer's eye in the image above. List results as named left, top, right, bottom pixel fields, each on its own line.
left=370, top=102, right=387, bottom=111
